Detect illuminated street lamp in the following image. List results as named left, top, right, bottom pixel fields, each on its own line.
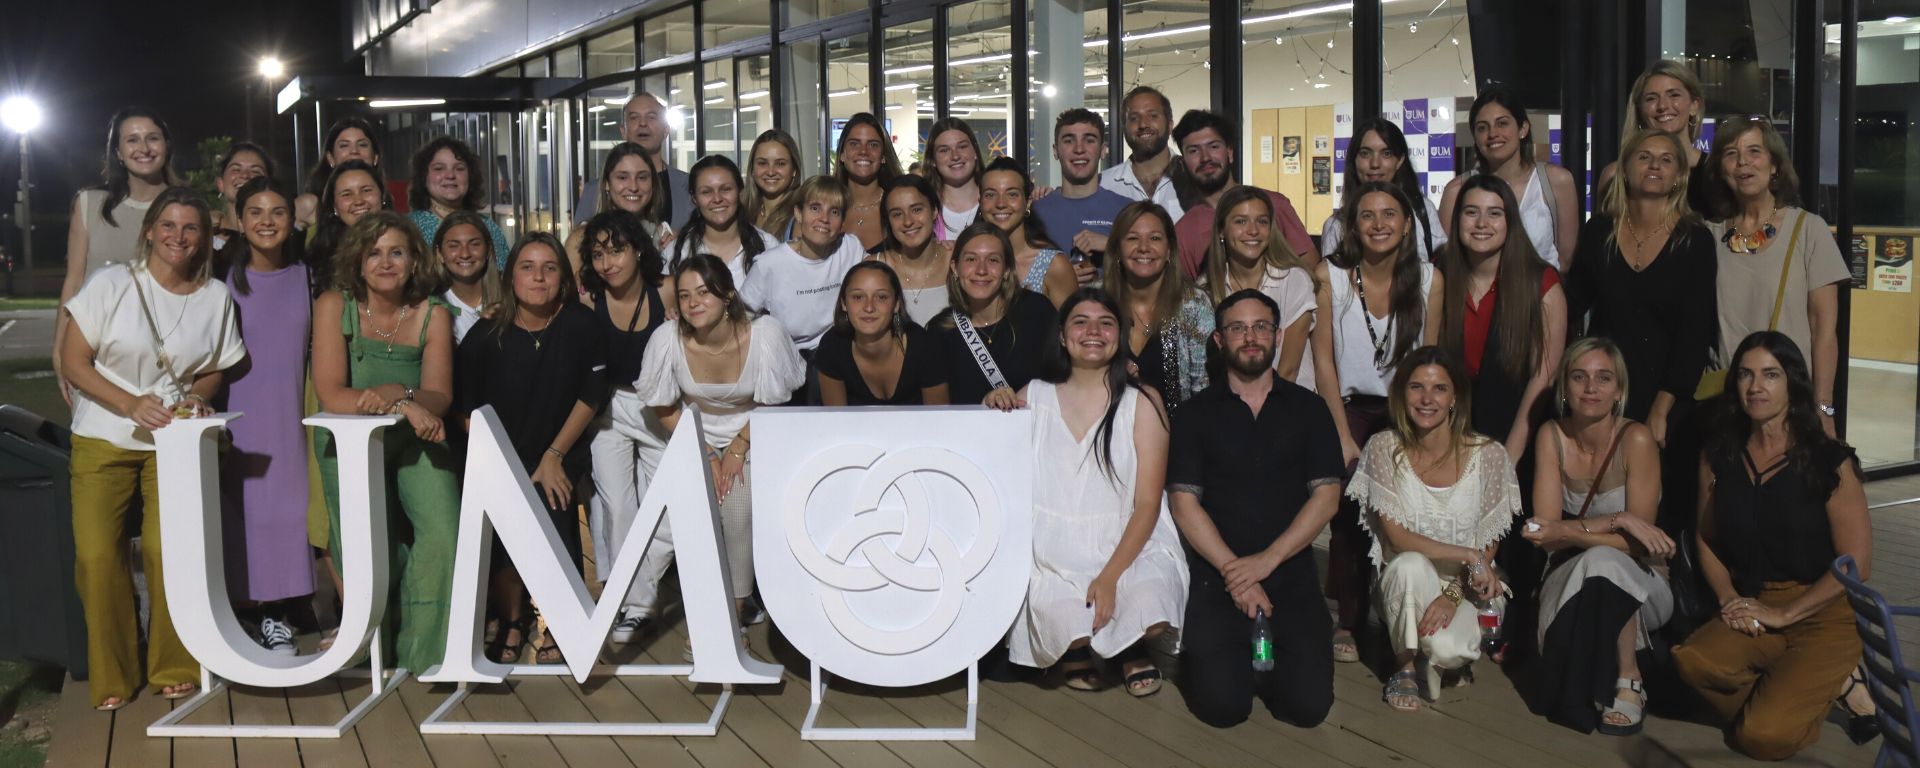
left=258, top=57, right=284, bottom=80
left=1, top=95, right=42, bottom=273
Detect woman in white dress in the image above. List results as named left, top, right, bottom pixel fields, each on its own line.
left=1349, top=345, right=1521, bottom=712
left=1523, top=337, right=1674, bottom=735
left=635, top=253, right=805, bottom=652
left=1001, top=287, right=1186, bottom=697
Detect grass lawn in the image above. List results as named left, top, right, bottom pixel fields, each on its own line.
left=0, top=299, right=57, bottom=313
left=0, top=358, right=66, bottom=426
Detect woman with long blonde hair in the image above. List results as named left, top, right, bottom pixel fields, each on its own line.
left=1595, top=60, right=1710, bottom=212
left=1203, top=185, right=1321, bottom=387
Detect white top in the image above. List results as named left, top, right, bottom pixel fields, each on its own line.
left=66, top=265, right=248, bottom=450
left=1514, top=164, right=1562, bottom=271
left=663, top=226, right=782, bottom=290
left=441, top=289, right=484, bottom=344
left=1348, top=434, right=1522, bottom=569
left=1319, top=199, right=1449, bottom=262
left=634, top=314, right=806, bottom=447
left=1099, top=160, right=1185, bottom=222
left=901, top=285, right=951, bottom=327
left=1008, top=381, right=1188, bottom=667
left=740, top=237, right=867, bottom=351
left=1324, top=261, right=1435, bottom=397
left=940, top=203, right=977, bottom=239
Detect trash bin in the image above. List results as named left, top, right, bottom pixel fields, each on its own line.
left=0, top=404, right=89, bottom=678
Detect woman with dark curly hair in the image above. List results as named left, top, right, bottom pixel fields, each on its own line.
left=407, top=136, right=510, bottom=269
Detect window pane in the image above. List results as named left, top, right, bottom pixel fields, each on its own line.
left=883, top=18, right=936, bottom=170
left=1030, top=0, right=1107, bottom=184
left=704, top=0, right=771, bottom=48
left=703, top=59, right=739, bottom=163
left=785, top=37, right=827, bottom=173
left=644, top=70, right=700, bottom=171
left=738, top=56, right=776, bottom=161
left=523, top=56, right=550, bottom=78
left=1122, top=0, right=1208, bottom=126
left=553, top=45, right=581, bottom=78
left=828, top=32, right=874, bottom=149
left=948, top=0, right=1014, bottom=162
left=1829, top=4, right=1920, bottom=468
left=582, top=82, right=636, bottom=213
left=1242, top=1, right=1352, bottom=231
left=642, top=6, right=695, bottom=66
left=586, top=27, right=636, bottom=77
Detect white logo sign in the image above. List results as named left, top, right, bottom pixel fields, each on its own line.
left=752, top=408, right=1032, bottom=690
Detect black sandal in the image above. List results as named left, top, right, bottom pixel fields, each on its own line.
left=1059, top=646, right=1104, bottom=692
left=1838, top=666, right=1881, bottom=745
left=488, top=618, right=530, bottom=664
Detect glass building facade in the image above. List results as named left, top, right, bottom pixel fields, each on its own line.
left=334, top=0, right=1919, bottom=477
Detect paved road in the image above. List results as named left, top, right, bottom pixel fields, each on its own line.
left=0, top=308, right=56, bottom=364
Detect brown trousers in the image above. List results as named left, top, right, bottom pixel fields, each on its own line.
left=1672, top=581, right=1860, bottom=761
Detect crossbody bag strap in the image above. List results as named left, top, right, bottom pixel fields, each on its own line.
left=1766, top=210, right=1809, bottom=332
left=952, top=308, right=1010, bottom=391
left=1573, top=423, right=1626, bottom=521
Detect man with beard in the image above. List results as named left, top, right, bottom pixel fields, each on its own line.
left=1034, top=109, right=1134, bottom=285
left=1167, top=290, right=1341, bottom=728
left=1170, top=110, right=1316, bottom=280
left=1099, top=87, right=1190, bottom=222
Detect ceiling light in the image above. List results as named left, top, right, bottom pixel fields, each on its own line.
left=368, top=98, right=446, bottom=108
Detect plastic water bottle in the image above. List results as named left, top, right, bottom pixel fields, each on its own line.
left=1478, top=602, right=1504, bottom=656
left=1251, top=608, right=1275, bottom=672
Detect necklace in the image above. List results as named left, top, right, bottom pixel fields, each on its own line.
left=1353, top=267, right=1390, bottom=369
left=1720, top=205, right=1778, bottom=254
left=1622, top=215, right=1672, bottom=269
left=363, top=301, right=410, bottom=353
left=849, top=195, right=881, bottom=228
left=520, top=310, right=557, bottom=350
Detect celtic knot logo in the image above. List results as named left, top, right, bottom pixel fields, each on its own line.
left=781, top=444, right=1002, bottom=656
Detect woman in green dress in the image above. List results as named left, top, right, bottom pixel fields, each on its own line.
left=311, top=210, right=459, bottom=672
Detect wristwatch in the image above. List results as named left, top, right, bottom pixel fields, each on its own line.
left=1818, top=402, right=1837, bottom=417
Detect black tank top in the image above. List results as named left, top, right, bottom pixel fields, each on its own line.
left=594, top=282, right=665, bottom=388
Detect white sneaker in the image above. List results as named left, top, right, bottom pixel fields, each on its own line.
left=258, top=617, right=297, bottom=656
left=610, top=610, right=649, bottom=645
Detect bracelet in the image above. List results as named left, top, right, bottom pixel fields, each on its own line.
left=1579, top=518, right=1592, bottom=534
left=1441, top=579, right=1465, bottom=605
left=726, top=447, right=748, bottom=460
left=404, top=386, right=416, bottom=402
left=387, top=399, right=410, bottom=414
left=544, top=446, right=565, bottom=459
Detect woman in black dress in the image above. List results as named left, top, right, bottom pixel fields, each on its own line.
left=815, top=262, right=950, bottom=405
left=455, top=233, right=607, bottom=664
left=1567, top=128, right=1715, bottom=534
left=928, top=222, right=1057, bottom=407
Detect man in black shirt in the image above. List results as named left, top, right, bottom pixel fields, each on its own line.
left=1167, top=289, right=1344, bottom=728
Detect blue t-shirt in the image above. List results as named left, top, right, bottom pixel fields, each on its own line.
left=1031, top=187, right=1133, bottom=266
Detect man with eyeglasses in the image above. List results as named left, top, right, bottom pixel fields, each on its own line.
left=1167, top=289, right=1342, bottom=728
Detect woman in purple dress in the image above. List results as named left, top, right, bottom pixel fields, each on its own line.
left=216, top=177, right=315, bottom=654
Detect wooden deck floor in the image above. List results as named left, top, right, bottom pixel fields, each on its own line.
left=43, top=475, right=1920, bottom=768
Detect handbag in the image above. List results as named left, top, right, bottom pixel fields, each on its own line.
left=1696, top=211, right=1807, bottom=400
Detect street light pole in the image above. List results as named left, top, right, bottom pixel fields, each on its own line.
left=16, top=131, right=30, bottom=273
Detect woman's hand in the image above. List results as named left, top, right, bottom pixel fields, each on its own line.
left=530, top=451, right=572, bottom=509
left=124, top=394, right=173, bottom=431
left=1646, top=412, right=1669, bottom=449
left=1086, top=573, right=1118, bottom=632
left=1520, top=517, right=1571, bottom=549
left=1614, top=515, right=1677, bottom=559
left=171, top=396, right=214, bottom=418
left=714, top=452, right=746, bottom=502
left=1419, top=595, right=1457, bottom=637
left=392, top=401, right=444, bottom=442
left=1722, top=596, right=1788, bottom=634
left=354, top=388, right=392, bottom=415
left=1462, top=553, right=1497, bottom=599
left=1340, top=434, right=1361, bottom=470
left=982, top=387, right=1025, bottom=411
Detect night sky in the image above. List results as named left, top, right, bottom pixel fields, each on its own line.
left=0, top=0, right=350, bottom=263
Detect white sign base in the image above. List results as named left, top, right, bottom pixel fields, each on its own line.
left=801, top=662, right=977, bottom=741
left=417, top=662, right=738, bottom=736
left=146, top=640, right=408, bottom=739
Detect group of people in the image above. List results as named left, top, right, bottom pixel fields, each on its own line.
left=50, top=61, right=1876, bottom=760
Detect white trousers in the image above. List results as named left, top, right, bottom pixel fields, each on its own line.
left=1378, top=551, right=1500, bottom=670
left=588, top=390, right=670, bottom=610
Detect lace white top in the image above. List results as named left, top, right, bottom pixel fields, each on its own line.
left=633, top=314, right=806, bottom=447
left=1347, top=432, right=1523, bottom=569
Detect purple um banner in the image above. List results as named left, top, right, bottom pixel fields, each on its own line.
left=1429, top=134, right=1454, bottom=173
left=1549, top=128, right=1563, bottom=166
left=1334, top=137, right=1350, bottom=174
left=1403, top=99, right=1428, bottom=135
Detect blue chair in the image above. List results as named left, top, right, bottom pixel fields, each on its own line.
left=1834, top=554, right=1920, bottom=768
